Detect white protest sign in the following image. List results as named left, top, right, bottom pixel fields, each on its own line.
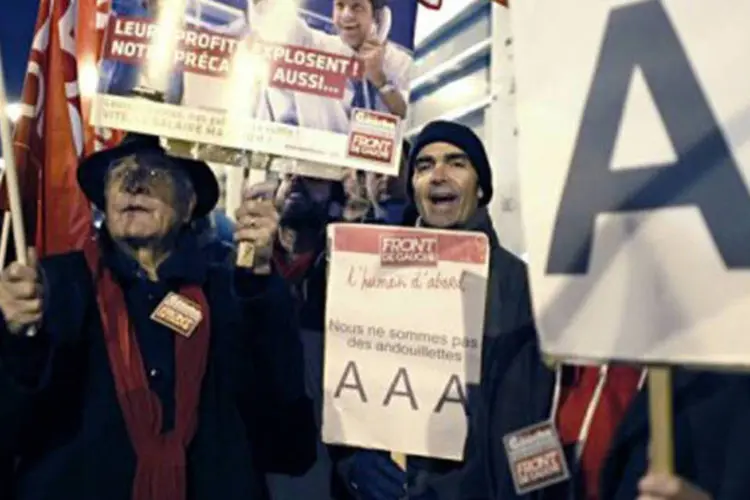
left=512, top=0, right=750, bottom=365
left=322, top=224, right=489, bottom=460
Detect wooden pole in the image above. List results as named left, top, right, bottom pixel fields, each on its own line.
left=0, top=169, right=9, bottom=266
left=391, top=452, right=406, bottom=470
left=235, top=152, right=272, bottom=273
left=0, top=211, right=11, bottom=268
left=647, top=366, right=674, bottom=473
left=0, top=50, right=34, bottom=336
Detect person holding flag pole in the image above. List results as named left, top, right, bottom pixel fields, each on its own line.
left=0, top=35, right=318, bottom=499
left=0, top=52, right=36, bottom=337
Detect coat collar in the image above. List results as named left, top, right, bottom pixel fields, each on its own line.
left=99, top=228, right=208, bottom=285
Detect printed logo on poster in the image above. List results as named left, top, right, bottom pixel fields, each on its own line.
left=379, top=234, right=438, bottom=267
left=347, top=108, right=400, bottom=164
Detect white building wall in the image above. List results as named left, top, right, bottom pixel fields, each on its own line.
left=409, top=1, right=524, bottom=256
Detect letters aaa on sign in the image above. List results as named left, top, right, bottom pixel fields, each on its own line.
left=322, top=224, right=489, bottom=460
left=512, top=0, right=750, bottom=366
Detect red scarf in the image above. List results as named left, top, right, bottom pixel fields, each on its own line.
left=83, top=237, right=212, bottom=500
left=273, top=247, right=316, bottom=281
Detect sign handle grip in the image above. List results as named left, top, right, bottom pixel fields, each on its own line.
left=391, top=451, right=406, bottom=470
left=236, top=241, right=257, bottom=269
left=647, top=366, right=674, bottom=473
left=235, top=152, right=272, bottom=275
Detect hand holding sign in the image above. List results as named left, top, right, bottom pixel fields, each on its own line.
left=637, top=474, right=712, bottom=500
left=0, top=249, right=43, bottom=335
left=234, top=181, right=279, bottom=274
left=359, top=36, right=387, bottom=88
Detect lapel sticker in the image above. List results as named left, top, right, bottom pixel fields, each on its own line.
left=503, top=421, right=571, bottom=495
left=150, top=292, right=203, bottom=338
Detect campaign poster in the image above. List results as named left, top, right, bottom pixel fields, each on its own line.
left=322, top=224, right=489, bottom=460
left=90, top=0, right=417, bottom=176
left=512, top=0, right=750, bottom=365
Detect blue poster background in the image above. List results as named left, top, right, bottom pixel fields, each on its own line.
left=100, top=0, right=417, bottom=99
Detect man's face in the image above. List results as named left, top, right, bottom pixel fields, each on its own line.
left=365, top=172, right=390, bottom=204
left=275, top=174, right=334, bottom=230
left=275, top=174, right=332, bottom=209
left=104, top=154, right=195, bottom=245
left=411, top=142, right=480, bottom=228
left=333, top=0, right=375, bottom=49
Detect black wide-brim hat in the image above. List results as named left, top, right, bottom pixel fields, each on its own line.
left=77, top=133, right=219, bottom=219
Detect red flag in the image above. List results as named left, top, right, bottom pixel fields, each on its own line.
left=2, top=0, right=94, bottom=257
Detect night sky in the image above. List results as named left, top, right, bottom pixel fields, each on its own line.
left=1, top=1, right=38, bottom=102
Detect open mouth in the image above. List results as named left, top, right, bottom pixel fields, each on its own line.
left=429, top=193, right=459, bottom=206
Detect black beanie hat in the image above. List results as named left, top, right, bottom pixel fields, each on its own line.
left=406, top=120, right=493, bottom=206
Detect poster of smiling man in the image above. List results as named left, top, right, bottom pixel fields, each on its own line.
left=91, top=0, right=417, bottom=176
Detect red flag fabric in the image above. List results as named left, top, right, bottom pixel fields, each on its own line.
left=2, top=0, right=96, bottom=257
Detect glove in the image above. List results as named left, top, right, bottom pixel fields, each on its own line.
left=348, top=450, right=407, bottom=500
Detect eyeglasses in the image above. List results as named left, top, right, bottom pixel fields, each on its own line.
left=106, top=154, right=177, bottom=184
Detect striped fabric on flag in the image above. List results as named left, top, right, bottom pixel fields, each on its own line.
left=0, top=0, right=93, bottom=256
left=1, top=0, right=126, bottom=257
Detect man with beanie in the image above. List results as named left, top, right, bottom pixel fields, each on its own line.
left=406, top=120, right=531, bottom=342
left=333, top=120, right=533, bottom=500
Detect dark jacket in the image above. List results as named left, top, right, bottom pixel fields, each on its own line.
left=405, top=208, right=532, bottom=499
left=458, top=325, right=750, bottom=499
left=268, top=235, right=346, bottom=500
left=0, top=237, right=316, bottom=500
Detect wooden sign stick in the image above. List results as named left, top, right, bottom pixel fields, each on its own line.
left=391, top=452, right=406, bottom=470
left=236, top=151, right=273, bottom=273
left=647, top=366, right=674, bottom=473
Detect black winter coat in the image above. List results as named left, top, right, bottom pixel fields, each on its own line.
left=458, top=326, right=750, bottom=499
left=0, top=246, right=316, bottom=500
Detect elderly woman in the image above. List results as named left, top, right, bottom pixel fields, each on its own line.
left=0, top=134, right=315, bottom=500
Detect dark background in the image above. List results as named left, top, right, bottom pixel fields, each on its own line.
left=1, top=1, right=38, bottom=101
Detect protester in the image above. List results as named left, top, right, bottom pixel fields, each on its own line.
left=362, top=141, right=410, bottom=225
left=270, top=173, right=344, bottom=332
left=0, top=134, right=316, bottom=499
left=342, top=169, right=372, bottom=223
left=342, top=141, right=410, bottom=225
left=458, top=323, right=750, bottom=499
left=263, top=173, right=348, bottom=500
left=332, top=120, right=532, bottom=499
